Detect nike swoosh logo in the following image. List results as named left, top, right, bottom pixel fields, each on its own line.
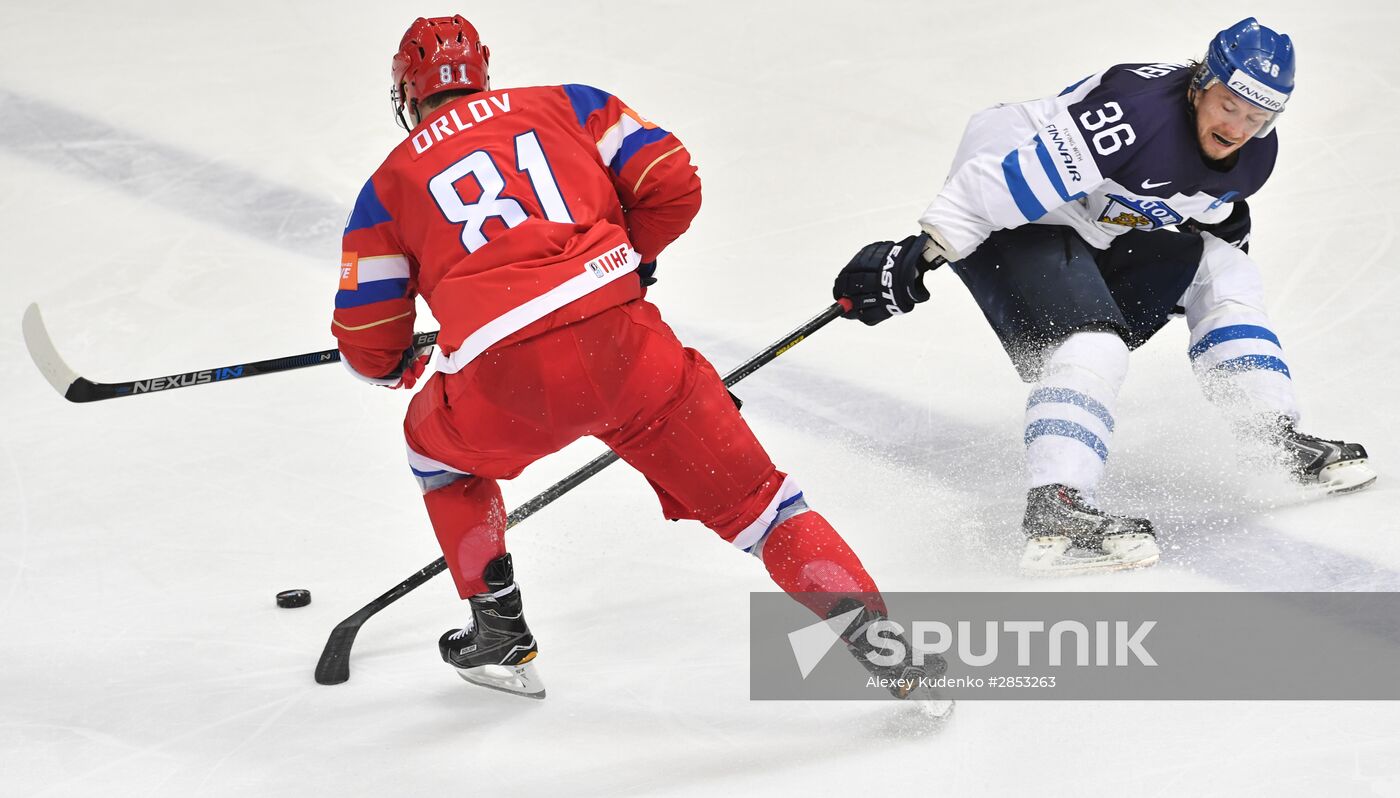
left=1141, top=179, right=1172, bottom=190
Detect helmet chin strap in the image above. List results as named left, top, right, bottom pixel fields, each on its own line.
left=391, top=84, right=414, bottom=133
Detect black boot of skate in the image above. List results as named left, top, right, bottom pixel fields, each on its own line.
left=827, top=598, right=952, bottom=717
left=1262, top=417, right=1377, bottom=495
left=438, top=553, right=545, bottom=699
left=1020, top=484, right=1159, bottom=575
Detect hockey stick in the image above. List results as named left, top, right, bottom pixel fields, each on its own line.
left=314, top=299, right=852, bottom=685
left=21, top=303, right=437, bottom=403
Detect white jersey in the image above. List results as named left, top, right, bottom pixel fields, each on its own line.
left=920, top=63, right=1277, bottom=260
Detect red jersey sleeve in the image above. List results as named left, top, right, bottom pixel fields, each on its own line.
left=332, top=177, right=418, bottom=379
left=560, top=84, right=701, bottom=261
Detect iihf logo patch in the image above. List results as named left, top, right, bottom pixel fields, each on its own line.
left=584, top=244, right=633, bottom=279
left=1098, top=195, right=1183, bottom=229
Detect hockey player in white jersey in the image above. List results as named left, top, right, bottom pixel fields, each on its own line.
left=833, top=18, right=1376, bottom=575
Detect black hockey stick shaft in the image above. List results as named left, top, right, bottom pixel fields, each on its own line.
left=313, top=300, right=849, bottom=685
left=23, top=301, right=437, bottom=403
left=76, top=332, right=438, bottom=402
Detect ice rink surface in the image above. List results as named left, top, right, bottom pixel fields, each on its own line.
left=3, top=1, right=1399, bottom=795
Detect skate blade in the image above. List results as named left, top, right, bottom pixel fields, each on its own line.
left=1020, top=534, right=1160, bottom=576
left=900, top=684, right=956, bottom=719
left=1315, top=459, right=1378, bottom=495
left=454, top=660, right=546, bottom=700
left=918, top=699, right=955, bottom=721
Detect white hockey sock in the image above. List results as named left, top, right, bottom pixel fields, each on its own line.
left=1181, top=235, right=1300, bottom=425
left=1187, top=303, right=1299, bottom=424
left=1024, top=331, right=1129, bottom=494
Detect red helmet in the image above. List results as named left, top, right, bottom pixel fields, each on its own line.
left=391, top=16, right=490, bottom=129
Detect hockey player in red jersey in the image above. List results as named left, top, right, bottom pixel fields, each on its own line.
left=332, top=15, right=940, bottom=701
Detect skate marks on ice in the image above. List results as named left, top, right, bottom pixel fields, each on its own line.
left=388, top=611, right=956, bottom=796
left=0, top=89, right=341, bottom=258
left=681, top=328, right=1024, bottom=574
left=685, top=327, right=1399, bottom=590
left=1100, top=419, right=1398, bottom=591
left=527, top=697, right=952, bottom=796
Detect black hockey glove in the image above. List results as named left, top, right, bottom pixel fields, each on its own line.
left=1182, top=200, right=1250, bottom=253
left=833, top=232, right=932, bottom=326
left=638, top=260, right=658, bottom=287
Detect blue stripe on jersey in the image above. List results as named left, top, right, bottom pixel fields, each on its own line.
left=1211, top=354, right=1292, bottom=379
left=1027, top=388, right=1115, bottom=432
left=745, top=491, right=809, bottom=553
left=345, top=178, right=392, bottom=234
left=1002, top=150, right=1048, bottom=222
left=1025, top=419, right=1109, bottom=461
left=1206, top=190, right=1240, bottom=212
left=334, top=278, right=409, bottom=309
left=612, top=127, right=671, bottom=172
left=562, top=84, right=613, bottom=127
left=1188, top=325, right=1283, bottom=360
left=1033, top=137, right=1082, bottom=203
left=1059, top=74, right=1092, bottom=96
left=412, top=469, right=470, bottom=493
left=776, top=491, right=805, bottom=513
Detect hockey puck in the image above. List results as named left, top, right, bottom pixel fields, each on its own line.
left=276, top=589, right=311, bottom=608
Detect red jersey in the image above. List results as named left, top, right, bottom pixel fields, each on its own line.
left=333, top=84, right=702, bottom=378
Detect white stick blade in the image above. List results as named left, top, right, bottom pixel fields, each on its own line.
left=21, top=303, right=81, bottom=398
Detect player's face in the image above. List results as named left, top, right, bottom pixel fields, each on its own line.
left=1194, top=82, right=1274, bottom=160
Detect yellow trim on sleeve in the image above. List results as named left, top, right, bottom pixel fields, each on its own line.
left=632, top=145, right=686, bottom=194
left=332, top=310, right=414, bottom=332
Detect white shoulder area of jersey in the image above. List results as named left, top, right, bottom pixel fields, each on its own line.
left=1034, top=108, right=1105, bottom=198
left=1191, top=200, right=1234, bottom=225
left=1057, top=69, right=1109, bottom=105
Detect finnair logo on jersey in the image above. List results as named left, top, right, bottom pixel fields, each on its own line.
left=1045, top=124, right=1083, bottom=182
left=585, top=244, right=634, bottom=278
left=1226, top=69, right=1287, bottom=112
left=1099, top=194, right=1183, bottom=229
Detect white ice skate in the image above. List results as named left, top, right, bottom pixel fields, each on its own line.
left=1310, top=459, right=1378, bottom=495
left=1019, top=485, right=1160, bottom=576
left=1279, top=424, right=1377, bottom=495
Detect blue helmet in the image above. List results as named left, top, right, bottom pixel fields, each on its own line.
left=1193, top=18, right=1295, bottom=136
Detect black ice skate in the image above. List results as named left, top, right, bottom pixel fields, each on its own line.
left=438, top=554, right=545, bottom=699
left=1267, top=418, right=1377, bottom=495
left=1019, top=484, right=1159, bottom=575
left=828, top=599, right=954, bottom=718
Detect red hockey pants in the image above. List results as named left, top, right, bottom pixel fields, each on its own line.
left=403, top=300, right=880, bottom=617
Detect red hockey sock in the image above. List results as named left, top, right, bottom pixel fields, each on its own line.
left=758, top=511, right=886, bottom=619
left=422, top=477, right=508, bottom=598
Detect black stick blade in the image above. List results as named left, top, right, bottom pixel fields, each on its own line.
left=315, top=621, right=362, bottom=685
